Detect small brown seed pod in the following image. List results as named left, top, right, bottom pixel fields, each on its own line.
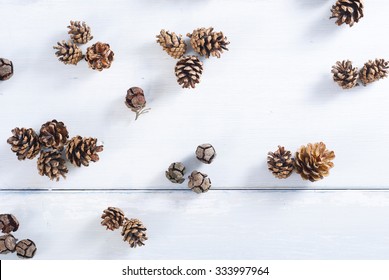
left=195, top=144, right=216, bottom=164
left=125, top=87, right=150, bottom=120
left=0, top=58, right=13, bottom=80
left=15, top=239, right=37, bottom=258
left=165, top=162, right=186, bottom=184
left=101, top=207, right=126, bottom=231
left=0, top=234, right=17, bottom=253
left=0, top=214, right=19, bottom=234
left=267, top=146, right=294, bottom=179
left=188, top=170, right=211, bottom=193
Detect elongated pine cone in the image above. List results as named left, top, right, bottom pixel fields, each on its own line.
left=0, top=234, right=17, bottom=253
left=267, top=146, right=294, bottom=179
left=53, top=40, right=83, bottom=65
left=156, top=29, right=187, bottom=59
left=187, top=27, right=229, bottom=58
left=359, top=59, right=389, bottom=86
left=0, top=214, right=19, bottom=234
left=295, top=142, right=335, bottom=182
left=85, top=42, right=114, bottom=71
left=37, top=150, right=68, bottom=181
left=66, top=136, right=103, bottom=167
left=188, top=170, right=211, bottom=193
left=330, top=0, right=364, bottom=27
left=68, top=20, right=93, bottom=44
left=39, top=120, right=69, bottom=150
left=165, top=162, right=186, bottom=184
left=101, top=207, right=126, bottom=231
left=121, top=218, right=148, bottom=248
left=332, top=60, right=359, bottom=89
left=7, top=128, right=41, bottom=160
left=16, top=239, right=37, bottom=258
left=175, top=55, right=203, bottom=88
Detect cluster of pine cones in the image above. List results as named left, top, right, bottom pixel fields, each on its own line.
left=330, top=0, right=364, bottom=27
left=7, top=120, right=103, bottom=181
left=267, top=142, right=335, bottom=182
left=156, top=27, right=230, bottom=89
left=101, top=207, right=147, bottom=248
left=53, top=20, right=114, bottom=71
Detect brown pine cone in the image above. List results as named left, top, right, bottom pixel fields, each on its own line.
left=0, top=214, right=19, bottom=234
left=156, top=29, right=187, bottom=59
left=187, top=27, right=230, bottom=58
left=295, top=142, right=335, bottom=182
left=37, top=150, right=68, bottom=181
left=331, top=60, right=359, bottom=89
left=188, top=170, right=211, bottom=193
left=66, top=136, right=103, bottom=167
left=85, top=42, right=114, bottom=71
left=125, top=87, right=150, bottom=120
left=53, top=40, right=83, bottom=65
left=359, top=59, right=389, bottom=86
left=121, top=218, right=148, bottom=248
left=165, top=162, right=186, bottom=184
left=267, top=146, right=294, bottom=179
left=175, top=55, right=203, bottom=89
left=0, top=234, right=17, bottom=253
left=0, top=58, right=13, bottom=81
left=7, top=128, right=41, bottom=160
left=330, top=0, right=364, bottom=27
left=195, top=144, right=216, bottom=164
left=68, top=20, right=93, bottom=44
left=16, top=239, right=37, bottom=258
left=101, top=207, right=126, bottom=231
left=39, top=120, right=69, bottom=150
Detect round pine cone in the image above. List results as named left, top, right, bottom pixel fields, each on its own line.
left=188, top=170, right=211, bottom=193
left=0, top=234, right=17, bottom=253
left=85, top=42, right=114, bottom=71
left=66, top=136, right=103, bottom=167
left=267, top=146, right=294, bottom=179
left=0, top=58, right=13, bottom=81
left=53, top=40, right=83, bottom=65
left=195, top=144, right=216, bottom=164
left=187, top=27, right=230, bottom=58
left=101, top=207, right=126, bottom=231
left=156, top=29, right=187, bottom=59
left=7, top=128, right=41, bottom=160
left=332, top=60, right=359, bottom=89
left=37, top=150, right=68, bottom=181
left=175, top=55, right=203, bottom=89
left=67, top=20, right=93, bottom=44
left=0, top=214, right=19, bottom=234
left=295, top=142, right=335, bottom=182
left=330, top=0, right=364, bottom=27
left=165, top=162, right=186, bottom=184
left=16, top=239, right=37, bottom=258
left=39, top=120, right=69, bottom=150
left=359, top=59, right=389, bottom=86
left=121, top=218, right=148, bottom=248
left=125, top=87, right=146, bottom=112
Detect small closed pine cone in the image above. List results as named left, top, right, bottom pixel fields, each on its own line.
left=0, top=58, right=13, bottom=81
left=121, top=218, right=148, bottom=248
left=188, top=170, right=211, bottom=193
left=187, top=27, right=230, bottom=58
left=359, top=59, right=389, bottom=86
left=330, top=0, right=364, bottom=27
left=0, top=234, right=17, bottom=253
left=175, top=55, right=203, bottom=89
left=67, top=20, right=93, bottom=44
left=16, top=239, right=37, bottom=258
left=267, top=146, right=294, bottom=179
left=0, top=214, right=19, bottom=234
left=165, top=162, right=186, bottom=184
left=7, top=128, right=41, bottom=160
left=195, top=144, right=216, bottom=164
left=39, top=120, right=69, bottom=150
left=37, top=150, right=68, bottom=181
left=295, top=142, right=335, bottom=182
left=332, top=60, right=359, bottom=89
left=101, top=207, right=126, bottom=231
left=53, top=40, right=83, bottom=65
left=85, top=42, right=114, bottom=71
left=66, top=136, right=103, bottom=167
left=156, top=29, right=187, bottom=59
left=125, top=87, right=150, bottom=120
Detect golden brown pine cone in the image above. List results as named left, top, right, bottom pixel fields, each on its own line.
left=359, top=59, right=389, bottom=86
left=295, top=142, right=335, bottom=182
left=7, top=128, right=41, bottom=160
left=187, top=27, right=229, bottom=58
left=101, top=207, right=126, bottom=231
left=156, top=29, right=187, bottom=59
left=37, top=150, right=68, bottom=181
left=68, top=20, right=93, bottom=44
left=85, top=42, right=114, bottom=71
left=121, top=218, right=148, bottom=248
left=53, top=40, right=83, bottom=65
left=39, top=120, right=69, bottom=150
left=175, top=55, right=203, bottom=89
left=330, top=0, right=364, bottom=27
left=66, top=136, right=103, bottom=167
left=267, top=146, right=294, bottom=179
left=0, top=214, right=19, bottom=234
left=332, top=60, right=359, bottom=89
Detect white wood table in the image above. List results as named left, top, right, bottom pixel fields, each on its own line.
left=1, top=0, right=389, bottom=259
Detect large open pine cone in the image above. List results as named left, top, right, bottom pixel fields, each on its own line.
left=68, top=20, right=93, bottom=44
left=295, top=142, right=335, bottom=182
left=101, top=207, right=126, bottom=231
left=7, top=128, right=41, bottom=160
left=37, top=150, right=68, bottom=181
left=53, top=40, right=83, bottom=65
left=330, top=0, right=364, bottom=27
left=187, top=27, right=229, bottom=58
left=39, top=120, right=69, bottom=150
left=332, top=60, right=359, bottom=89
left=267, top=146, right=294, bottom=179
left=121, top=218, right=148, bottom=248
left=85, top=42, right=114, bottom=71
left=175, top=55, right=203, bottom=89
left=359, top=59, right=389, bottom=86
left=66, top=136, right=103, bottom=167
left=156, top=29, right=187, bottom=59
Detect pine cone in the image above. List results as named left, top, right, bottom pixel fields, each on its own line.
left=195, top=144, right=216, bottom=164
left=187, top=27, right=230, bottom=58
left=330, top=0, right=364, bottom=27
left=359, top=59, right=389, bottom=86
left=125, top=87, right=150, bottom=120
left=39, top=120, right=69, bottom=150
left=101, top=207, right=126, bottom=231
left=16, top=239, right=37, bottom=258
left=66, top=136, right=103, bottom=167
left=0, top=234, right=17, bottom=254
left=0, top=58, right=13, bottom=81
left=53, top=40, right=83, bottom=65
left=267, top=146, right=294, bottom=179
left=67, top=20, right=93, bottom=44
left=331, top=60, right=359, bottom=89
left=0, top=214, right=19, bottom=234
left=7, top=128, right=41, bottom=160
left=156, top=29, right=187, bottom=59
left=37, top=150, right=68, bottom=181
left=121, top=218, right=148, bottom=248
left=188, top=170, right=211, bottom=193
left=85, top=42, right=114, bottom=71
left=175, top=55, right=203, bottom=89
left=295, top=142, right=335, bottom=182
left=165, top=162, right=186, bottom=184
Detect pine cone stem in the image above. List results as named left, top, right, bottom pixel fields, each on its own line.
left=134, top=107, right=151, bottom=120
